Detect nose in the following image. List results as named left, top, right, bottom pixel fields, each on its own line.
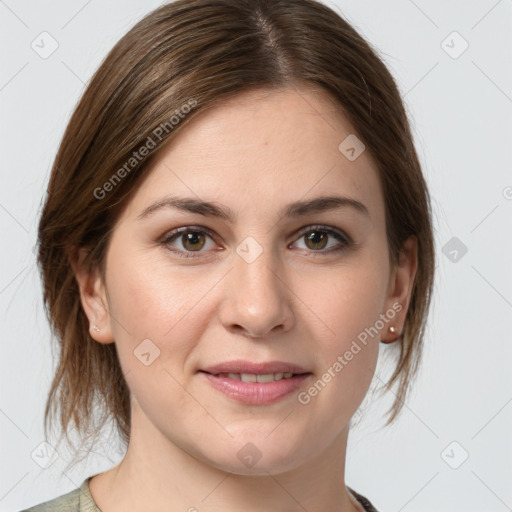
left=218, top=242, right=295, bottom=339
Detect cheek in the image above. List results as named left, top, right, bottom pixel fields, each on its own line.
left=314, top=288, right=380, bottom=395
left=104, top=245, right=225, bottom=393
left=299, top=285, right=381, bottom=428
left=308, top=255, right=390, bottom=348
left=103, top=250, right=206, bottom=413
left=298, top=254, right=388, bottom=406
left=105, top=245, right=210, bottom=338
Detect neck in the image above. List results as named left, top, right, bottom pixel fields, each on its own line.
left=89, top=401, right=361, bottom=512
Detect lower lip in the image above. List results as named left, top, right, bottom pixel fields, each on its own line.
left=200, top=372, right=312, bottom=405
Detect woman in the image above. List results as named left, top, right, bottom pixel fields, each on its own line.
left=23, top=0, right=434, bottom=510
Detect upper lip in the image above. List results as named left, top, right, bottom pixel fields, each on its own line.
left=200, top=360, right=310, bottom=375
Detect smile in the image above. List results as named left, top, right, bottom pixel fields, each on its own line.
left=199, top=371, right=312, bottom=405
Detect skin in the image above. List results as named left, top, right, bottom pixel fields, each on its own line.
left=73, top=85, right=417, bottom=512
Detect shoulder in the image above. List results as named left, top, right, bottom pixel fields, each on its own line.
left=348, top=486, right=380, bottom=512
left=20, top=477, right=99, bottom=512
left=20, top=487, right=81, bottom=512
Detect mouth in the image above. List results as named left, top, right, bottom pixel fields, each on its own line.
left=199, top=370, right=309, bottom=382
left=200, top=359, right=311, bottom=376
left=198, top=363, right=313, bottom=405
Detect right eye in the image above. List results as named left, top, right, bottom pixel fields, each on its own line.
left=161, top=227, right=218, bottom=258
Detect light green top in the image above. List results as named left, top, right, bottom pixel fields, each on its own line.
left=21, top=476, right=100, bottom=512
left=21, top=477, right=378, bottom=512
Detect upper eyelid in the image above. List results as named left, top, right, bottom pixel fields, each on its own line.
left=300, top=224, right=351, bottom=241
left=161, top=225, right=216, bottom=242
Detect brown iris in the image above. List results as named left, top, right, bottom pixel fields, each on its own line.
left=182, top=231, right=206, bottom=251
left=304, top=230, right=328, bottom=250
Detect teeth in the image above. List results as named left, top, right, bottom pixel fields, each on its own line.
left=256, top=373, right=274, bottom=383
left=216, top=372, right=296, bottom=382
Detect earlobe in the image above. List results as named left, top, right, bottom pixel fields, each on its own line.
left=380, top=235, right=418, bottom=344
left=69, top=247, right=115, bottom=344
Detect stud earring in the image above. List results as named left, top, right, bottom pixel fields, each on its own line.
left=389, top=326, right=396, bottom=333
left=92, top=324, right=100, bottom=332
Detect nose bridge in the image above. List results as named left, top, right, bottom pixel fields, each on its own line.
left=236, top=235, right=283, bottom=310
left=221, top=234, right=293, bottom=336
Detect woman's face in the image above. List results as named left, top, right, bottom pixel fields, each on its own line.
left=80, top=86, right=416, bottom=475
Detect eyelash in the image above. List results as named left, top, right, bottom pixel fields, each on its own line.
left=160, top=225, right=352, bottom=259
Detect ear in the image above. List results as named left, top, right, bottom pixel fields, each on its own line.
left=69, top=247, right=115, bottom=344
left=380, top=235, right=418, bottom=344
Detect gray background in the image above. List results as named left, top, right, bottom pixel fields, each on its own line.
left=1, top=0, right=511, bottom=511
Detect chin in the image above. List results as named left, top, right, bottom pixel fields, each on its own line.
left=197, top=438, right=309, bottom=477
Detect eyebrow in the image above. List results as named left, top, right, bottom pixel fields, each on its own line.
left=137, top=195, right=370, bottom=222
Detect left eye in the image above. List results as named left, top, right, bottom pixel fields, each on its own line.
left=292, top=225, right=350, bottom=253
left=161, top=225, right=350, bottom=259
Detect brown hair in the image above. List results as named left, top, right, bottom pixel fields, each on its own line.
left=37, top=0, right=434, bottom=469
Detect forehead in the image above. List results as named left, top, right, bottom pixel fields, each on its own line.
left=121, top=86, right=385, bottom=223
